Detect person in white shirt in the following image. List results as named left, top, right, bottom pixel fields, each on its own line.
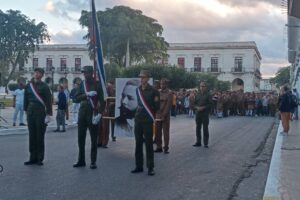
left=13, top=82, right=25, bottom=126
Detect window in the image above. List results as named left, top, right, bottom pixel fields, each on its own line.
left=75, top=58, right=81, bottom=71
left=234, top=57, right=243, bottom=72
left=33, top=58, right=38, bottom=68
left=46, top=58, right=53, bottom=71
left=177, top=57, right=185, bottom=68
left=211, top=57, right=218, bottom=72
left=194, top=57, right=201, bottom=72
left=60, top=58, right=67, bottom=71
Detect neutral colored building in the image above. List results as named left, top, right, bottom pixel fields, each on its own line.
left=17, top=42, right=262, bottom=92
left=260, top=78, right=277, bottom=92
left=166, top=42, right=262, bottom=92
left=18, top=44, right=92, bottom=90
left=287, top=0, right=300, bottom=91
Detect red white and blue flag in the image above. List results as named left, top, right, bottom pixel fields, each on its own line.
left=90, top=0, right=107, bottom=99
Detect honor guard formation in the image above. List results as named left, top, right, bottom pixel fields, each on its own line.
left=21, top=67, right=298, bottom=177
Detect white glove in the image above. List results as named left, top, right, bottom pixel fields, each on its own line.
left=44, top=115, right=51, bottom=124
left=92, top=113, right=102, bottom=125
left=87, top=91, right=97, bottom=97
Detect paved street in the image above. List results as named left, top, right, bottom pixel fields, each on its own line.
left=0, top=116, right=276, bottom=200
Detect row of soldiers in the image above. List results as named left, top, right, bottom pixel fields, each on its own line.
left=23, top=67, right=174, bottom=176
left=211, top=90, right=278, bottom=118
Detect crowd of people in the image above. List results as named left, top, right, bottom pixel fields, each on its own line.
left=172, top=90, right=281, bottom=118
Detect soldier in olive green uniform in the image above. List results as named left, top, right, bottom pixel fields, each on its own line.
left=131, top=70, right=160, bottom=176
left=73, top=66, right=105, bottom=169
left=193, top=82, right=213, bottom=148
left=24, top=68, right=52, bottom=166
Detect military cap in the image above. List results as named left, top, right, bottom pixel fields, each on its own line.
left=81, top=65, right=94, bottom=73
left=138, top=70, right=151, bottom=77
left=34, top=67, right=45, bottom=75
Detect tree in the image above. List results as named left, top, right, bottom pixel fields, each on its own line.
left=270, top=66, right=290, bottom=88
left=0, top=10, right=50, bottom=87
left=120, top=64, right=230, bottom=91
left=79, top=6, right=169, bottom=67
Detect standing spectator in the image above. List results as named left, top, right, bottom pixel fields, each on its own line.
left=262, top=94, right=269, bottom=116
left=278, top=86, right=293, bottom=135
left=54, top=85, right=67, bottom=132
left=171, top=92, right=177, bottom=117
left=188, top=91, right=195, bottom=118
left=193, top=82, right=213, bottom=148
left=69, top=83, right=80, bottom=124
left=12, top=81, right=26, bottom=126
left=64, top=86, right=70, bottom=122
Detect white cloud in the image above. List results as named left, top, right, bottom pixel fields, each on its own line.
left=42, top=0, right=288, bottom=76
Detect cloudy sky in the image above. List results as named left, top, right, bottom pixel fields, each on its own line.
left=1, top=0, right=289, bottom=77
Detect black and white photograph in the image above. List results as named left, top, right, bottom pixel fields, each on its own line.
left=114, top=78, right=152, bottom=137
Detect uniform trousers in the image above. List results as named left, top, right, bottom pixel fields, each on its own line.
left=134, top=121, right=154, bottom=169
left=77, top=107, right=98, bottom=164
left=27, top=109, right=47, bottom=162
left=195, top=113, right=209, bottom=146
left=155, top=116, right=170, bottom=151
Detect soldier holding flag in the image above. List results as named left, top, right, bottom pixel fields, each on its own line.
left=73, top=66, right=105, bottom=169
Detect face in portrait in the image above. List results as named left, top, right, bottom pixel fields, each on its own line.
left=119, top=79, right=140, bottom=119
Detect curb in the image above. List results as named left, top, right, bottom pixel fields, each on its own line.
left=263, top=121, right=283, bottom=200
left=0, top=124, right=77, bottom=136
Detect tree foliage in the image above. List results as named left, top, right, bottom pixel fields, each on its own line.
left=119, top=64, right=230, bottom=91
left=0, top=10, right=50, bottom=86
left=79, top=6, right=169, bottom=67
left=270, top=66, right=290, bottom=87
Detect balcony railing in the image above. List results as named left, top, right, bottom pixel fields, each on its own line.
left=56, top=67, right=69, bottom=74
left=71, top=67, right=82, bottom=73
left=231, top=67, right=245, bottom=73
left=207, top=67, right=221, bottom=73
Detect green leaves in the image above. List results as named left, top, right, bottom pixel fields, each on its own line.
left=79, top=6, right=168, bottom=67
left=270, top=66, right=290, bottom=88
left=0, top=9, right=50, bottom=86
left=117, top=64, right=230, bottom=91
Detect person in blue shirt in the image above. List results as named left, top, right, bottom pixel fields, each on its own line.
left=12, top=81, right=26, bottom=126
left=54, top=85, right=67, bottom=132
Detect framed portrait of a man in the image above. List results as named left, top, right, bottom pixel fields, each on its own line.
left=114, top=78, right=152, bottom=137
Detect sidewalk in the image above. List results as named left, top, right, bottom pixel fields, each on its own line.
left=0, top=107, right=76, bottom=136
left=263, top=118, right=300, bottom=200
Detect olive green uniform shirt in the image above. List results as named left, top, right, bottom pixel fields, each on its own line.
left=135, top=84, right=160, bottom=123
left=194, top=90, right=213, bottom=115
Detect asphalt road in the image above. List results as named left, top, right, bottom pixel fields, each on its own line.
left=0, top=115, right=276, bottom=200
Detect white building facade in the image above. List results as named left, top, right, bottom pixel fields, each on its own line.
left=19, top=44, right=92, bottom=90
left=260, top=79, right=277, bottom=92
left=18, top=42, right=261, bottom=92
left=167, top=42, right=262, bottom=92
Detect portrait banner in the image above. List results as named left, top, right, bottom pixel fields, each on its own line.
left=114, top=78, right=152, bottom=137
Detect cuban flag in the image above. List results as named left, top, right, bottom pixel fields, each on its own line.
left=90, top=0, right=108, bottom=99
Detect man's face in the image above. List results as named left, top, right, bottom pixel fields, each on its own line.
left=140, top=76, right=149, bottom=85
left=200, top=83, right=207, bottom=92
left=121, top=84, right=138, bottom=111
left=160, top=81, right=167, bottom=90
left=34, top=71, right=43, bottom=80
left=83, top=71, right=93, bottom=79
left=119, top=84, right=138, bottom=119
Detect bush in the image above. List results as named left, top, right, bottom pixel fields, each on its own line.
left=120, top=64, right=230, bottom=91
